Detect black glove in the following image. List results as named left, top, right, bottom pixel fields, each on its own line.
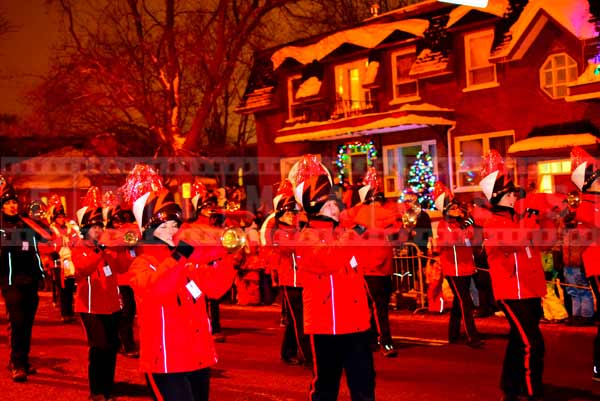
left=172, top=241, right=194, bottom=261
left=50, top=251, right=60, bottom=261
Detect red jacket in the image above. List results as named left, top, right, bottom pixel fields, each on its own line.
left=268, top=226, right=303, bottom=288
left=71, top=241, right=127, bottom=314
left=294, top=220, right=370, bottom=335
left=483, top=207, right=545, bottom=300
left=437, top=219, right=476, bottom=277
left=129, top=230, right=237, bottom=374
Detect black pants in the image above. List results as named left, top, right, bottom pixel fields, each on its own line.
left=80, top=312, right=120, bottom=398
left=146, top=368, right=210, bottom=401
left=589, top=276, right=600, bottom=376
left=365, top=275, right=393, bottom=347
left=207, top=298, right=221, bottom=334
left=118, top=285, right=137, bottom=353
left=60, top=277, right=75, bottom=318
left=473, top=268, right=495, bottom=312
left=446, top=275, right=480, bottom=342
left=310, top=331, right=375, bottom=401
left=497, top=298, right=544, bottom=398
left=281, top=286, right=311, bottom=362
left=1, top=283, right=39, bottom=370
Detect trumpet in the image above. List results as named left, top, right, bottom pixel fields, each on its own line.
left=123, top=230, right=140, bottom=246
left=402, top=203, right=421, bottom=229
left=566, top=190, right=581, bottom=209
left=27, top=200, right=48, bottom=221
left=221, top=226, right=247, bottom=252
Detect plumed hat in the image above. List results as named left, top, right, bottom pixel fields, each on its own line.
left=190, top=179, right=208, bottom=211
left=0, top=176, right=17, bottom=206
left=433, top=181, right=453, bottom=212
left=358, top=167, right=380, bottom=204
left=121, top=164, right=182, bottom=233
left=273, top=179, right=297, bottom=213
left=76, top=187, right=104, bottom=229
left=479, top=150, right=522, bottom=204
left=570, top=146, right=599, bottom=192
left=289, top=155, right=332, bottom=214
left=47, top=194, right=66, bottom=221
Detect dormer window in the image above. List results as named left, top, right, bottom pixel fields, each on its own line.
left=464, top=29, right=497, bottom=90
left=391, top=48, right=418, bottom=101
left=540, top=53, right=578, bottom=99
left=287, top=74, right=303, bottom=120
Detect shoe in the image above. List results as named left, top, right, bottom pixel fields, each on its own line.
left=62, top=316, right=76, bottom=323
left=466, top=338, right=485, bottom=349
left=212, top=333, right=226, bottom=343
left=89, top=394, right=105, bottom=401
left=123, top=351, right=139, bottom=359
left=282, top=357, right=302, bottom=366
left=381, top=344, right=397, bottom=358
left=11, top=368, right=27, bottom=382
left=26, top=366, right=37, bottom=375
left=593, top=369, right=600, bottom=382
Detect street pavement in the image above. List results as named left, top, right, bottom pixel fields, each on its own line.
left=0, top=292, right=599, bottom=401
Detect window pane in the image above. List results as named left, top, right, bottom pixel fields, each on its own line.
left=395, top=81, right=417, bottom=97
left=556, top=85, right=567, bottom=97
left=555, top=54, right=565, bottom=67
left=489, top=135, right=513, bottom=157
left=556, top=68, right=566, bottom=83
left=470, top=66, right=495, bottom=85
left=458, top=139, right=483, bottom=186
left=469, top=34, right=492, bottom=67
left=396, top=53, right=414, bottom=80
left=544, top=71, right=553, bottom=84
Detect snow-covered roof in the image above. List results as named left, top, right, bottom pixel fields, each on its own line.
left=508, top=133, right=600, bottom=154
left=446, top=0, right=508, bottom=28
left=275, top=114, right=454, bottom=143
left=566, top=60, right=600, bottom=101
left=398, top=102, right=454, bottom=113
left=296, top=77, right=322, bottom=99
left=409, top=48, right=450, bottom=77
left=271, top=19, right=429, bottom=69
left=491, top=0, right=597, bottom=60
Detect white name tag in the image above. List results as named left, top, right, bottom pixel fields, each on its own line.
left=129, top=248, right=137, bottom=257
left=464, top=238, right=471, bottom=247
left=22, top=241, right=29, bottom=251
left=525, top=246, right=532, bottom=259
left=349, top=256, right=358, bottom=269
left=186, top=280, right=202, bottom=300
left=103, top=265, right=112, bottom=277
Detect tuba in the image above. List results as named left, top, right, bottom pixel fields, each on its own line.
left=221, top=226, right=247, bottom=252
left=402, top=203, right=421, bottom=229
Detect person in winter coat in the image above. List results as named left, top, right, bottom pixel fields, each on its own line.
left=122, top=164, right=238, bottom=401
left=71, top=187, right=128, bottom=401
left=433, top=182, right=483, bottom=348
left=289, top=155, right=375, bottom=401
left=0, top=178, right=49, bottom=382
left=570, top=146, right=600, bottom=381
left=479, top=151, right=546, bottom=401
left=266, top=179, right=312, bottom=366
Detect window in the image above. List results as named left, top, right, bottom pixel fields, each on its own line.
left=537, top=159, right=571, bottom=193
left=383, top=141, right=437, bottom=197
left=454, top=131, right=514, bottom=190
left=334, top=59, right=372, bottom=115
left=391, top=48, right=418, bottom=100
left=287, top=74, right=303, bottom=120
left=540, top=53, right=578, bottom=99
left=464, top=29, right=497, bottom=89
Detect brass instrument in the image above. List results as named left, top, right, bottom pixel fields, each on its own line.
left=123, top=230, right=140, bottom=246
left=402, top=203, right=421, bottom=229
left=220, top=226, right=247, bottom=252
left=27, top=200, right=48, bottom=221
left=566, top=190, right=581, bottom=209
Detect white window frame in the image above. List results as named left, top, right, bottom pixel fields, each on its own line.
left=464, top=29, right=498, bottom=91
left=389, top=47, right=419, bottom=104
left=334, top=58, right=371, bottom=112
left=539, top=52, right=578, bottom=99
left=382, top=140, right=437, bottom=198
left=286, top=74, right=302, bottom=121
left=453, top=130, right=515, bottom=193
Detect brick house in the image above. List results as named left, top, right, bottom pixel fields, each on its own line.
left=237, top=0, right=600, bottom=208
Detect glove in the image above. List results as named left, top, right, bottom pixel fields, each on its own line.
left=458, top=216, right=474, bottom=229
left=172, top=241, right=194, bottom=261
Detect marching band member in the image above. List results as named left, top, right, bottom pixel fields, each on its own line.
left=122, top=164, right=239, bottom=401
left=433, top=181, right=483, bottom=348
left=71, top=187, right=127, bottom=401
left=352, top=167, right=397, bottom=357
left=0, top=177, right=49, bottom=382
left=290, top=155, right=375, bottom=401
left=47, top=194, right=78, bottom=323
left=571, top=146, right=600, bottom=382
left=267, top=179, right=311, bottom=366
left=479, top=151, right=545, bottom=401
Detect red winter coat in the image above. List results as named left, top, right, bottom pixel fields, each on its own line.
left=294, top=220, right=370, bottom=335
left=482, top=207, right=545, bottom=300
left=268, top=226, right=302, bottom=288
left=437, top=219, right=476, bottom=277
left=129, top=230, right=237, bottom=374
left=71, top=241, right=127, bottom=314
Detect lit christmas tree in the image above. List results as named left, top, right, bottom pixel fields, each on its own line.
left=403, top=151, right=436, bottom=208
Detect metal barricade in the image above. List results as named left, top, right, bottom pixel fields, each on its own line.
left=390, top=242, right=427, bottom=312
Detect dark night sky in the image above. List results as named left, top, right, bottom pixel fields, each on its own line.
left=0, top=0, right=60, bottom=116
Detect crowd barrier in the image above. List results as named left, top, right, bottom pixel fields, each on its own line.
left=390, top=242, right=430, bottom=313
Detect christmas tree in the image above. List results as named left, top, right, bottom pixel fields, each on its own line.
left=403, top=151, right=436, bottom=208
